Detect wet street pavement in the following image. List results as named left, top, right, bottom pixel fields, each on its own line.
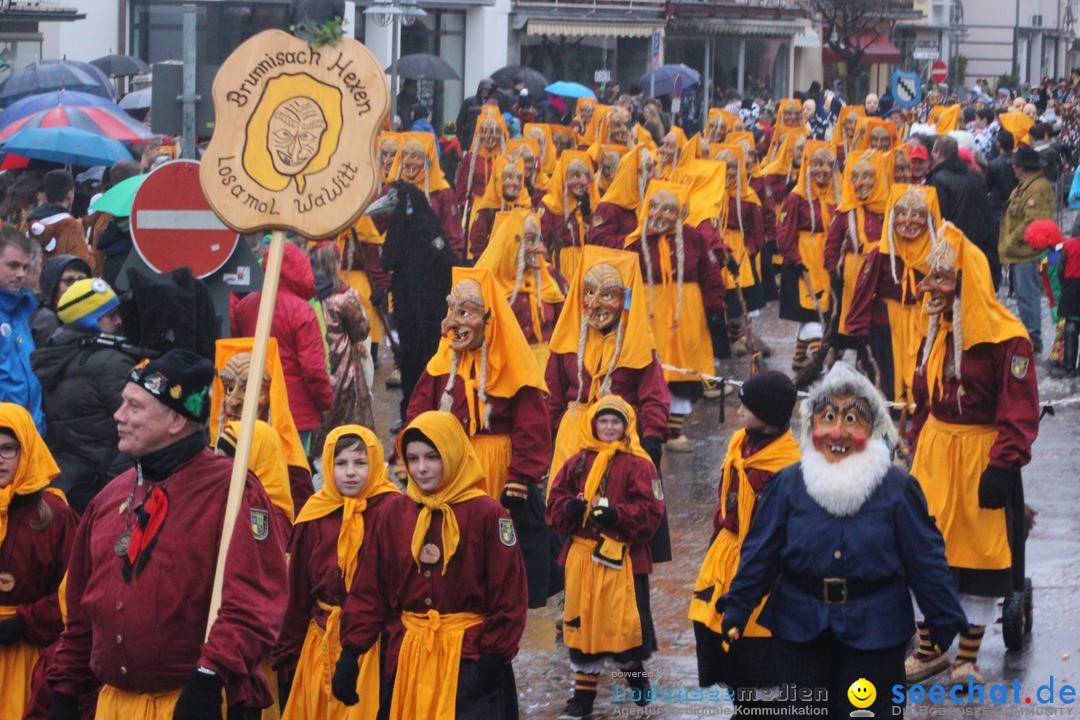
left=365, top=289, right=1080, bottom=718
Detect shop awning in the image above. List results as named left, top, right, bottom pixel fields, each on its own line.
left=526, top=19, right=663, bottom=37
left=822, top=33, right=902, bottom=64
left=668, top=17, right=807, bottom=38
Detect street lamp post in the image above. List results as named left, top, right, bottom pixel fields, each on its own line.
left=365, top=0, right=426, bottom=127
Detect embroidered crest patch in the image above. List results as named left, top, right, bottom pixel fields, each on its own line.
left=652, top=479, right=664, bottom=501
left=1010, top=354, right=1030, bottom=379
left=498, top=518, right=517, bottom=546
left=250, top=509, right=269, bottom=541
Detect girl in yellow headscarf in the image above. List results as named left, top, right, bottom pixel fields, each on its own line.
left=625, top=179, right=726, bottom=452
left=475, top=209, right=565, bottom=369
left=843, top=184, right=942, bottom=403
left=540, top=150, right=599, bottom=283
left=466, top=157, right=532, bottom=260
left=688, top=372, right=800, bottom=713
left=592, top=144, right=657, bottom=250
left=832, top=105, right=865, bottom=171
left=907, top=223, right=1037, bottom=686
left=332, top=411, right=528, bottom=720
left=777, top=139, right=840, bottom=372
left=273, top=426, right=399, bottom=720
left=0, top=403, right=78, bottom=720
left=545, top=396, right=664, bottom=720
left=825, top=150, right=890, bottom=357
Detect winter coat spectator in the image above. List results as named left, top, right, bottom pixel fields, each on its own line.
left=232, top=243, right=333, bottom=442
left=457, top=78, right=497, bottom=151
left=22, top=170, right=93, bottom=272
left=986, top=130, right=1019, bottom=224
left=0, top=229, right=45, bottom=434
left=30, top=278, right=136, bottom=513
left=30, top=255, right=90, bottom=348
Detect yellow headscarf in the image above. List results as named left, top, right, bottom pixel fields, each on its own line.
left=476, top=208, right=564, bottom=307
left=832, top=105, right=866, bottom=155
left=210, top=337, right=309, bottom=471
left=999, top=112, right=1034, bottom=147
left=296, top=425, right=400, bottom=589
left=838, top=149, right=890, bottom=215
left=599, top=143, right=655, bottom=211
left=593, top=108, right=632, bottom=147
left=523, top=123, right=557, bottom=175
left=219, top=420, right=294, bottom=523
left=624, top=179, right=690, bottom=248
left=930, top=104, right=962, bottom=134
left=548, top=245, right=657, bottom=401
left=576, top=396, right=650, bottom=526
left=507, top=137, right=550, bottom=191
left=336, top=215, right=384, bottom=251
left=922, top=222, right=1030, bottom=400
left=711, top=142, right=760, bottom=205
left=707, top=108, right=737, bottom=140
left=398, top=411, right=489, bottom=574
left=880, top=184, right=943, bottom=294
left=541, top=150, right=599, bottom=217
left=676, top=159, right=728, bottom=227
left=388, top=131, right=451, bottom=193
left=425, top=267, right=548, bottom=433
left=766, top=99, right=806, bottom=161
left=473, top=156, right=531, bottom=213
left=758, top=129, right=800, bottom=179
left=376, top=131, right=403, bottom=183
left=791, top=140, right=840, bottom=233
left=851, top=117, right=898, bottom=153
left=0, top=403, right=60, bottom=546
left=579, top=103, right=610, bottom=146
left=470, top=113, right=509, bottom=159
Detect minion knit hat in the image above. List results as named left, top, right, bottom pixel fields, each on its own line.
left=57, top=278, right=120, bottom=331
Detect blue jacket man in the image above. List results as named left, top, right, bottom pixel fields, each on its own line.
left=0, top=230, right=45, bottom=434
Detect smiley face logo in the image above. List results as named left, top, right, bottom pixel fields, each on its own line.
left=847, top=677, right=876, bottom=710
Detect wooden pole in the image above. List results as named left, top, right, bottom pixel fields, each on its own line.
left=204, top=229, right=286, bottom=641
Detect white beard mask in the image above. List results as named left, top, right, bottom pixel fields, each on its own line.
left=799, top=437, right=891, bottom=517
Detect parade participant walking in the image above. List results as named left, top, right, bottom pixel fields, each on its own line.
left=824, top=151, right=890, bottom=365
left=906, top=223, right=1039, bottom=685
left=383, top=132, right=464, bottom=257
left=333, top=411, right=527, bottom=720
left=832, top=105, right=866, bottom=172
left=274, top=426, right=399, bottom=720
left=546, top=396, right=664, bottom=720
left=475, top=209, right=564, bottom=369
left=457, top=113, right=509, bottom=230
left=467, top=157, right=532, bottom=259
left=591, top=145, right=656, bottom=250
left=689, top=372, right=799, bottom=714
left=0, top=403, right=78, bottom=720
left=309, top=243, right=377, bottom=443
left=719, top=363, right=968, bottom=718
left=377, top=133, right=402, bottom=183
left=546, top=246, right=669, bottom=476
left=232, top=242, right=333, bottom=451
left=761, top=99, right=806, bottom=164
left=999, top=146, right=1055, bottom=354
left=506, top=139, right=548, bottom=207
left=539, top=150, right=598, bottom=283
left=625, top=181, right=725, bottom=452
left=777, top=140, right=840, bottom=372
left=845, top=184, right=941, bottom=403
left=210, top=339, right=314, bottom=516
left=47, top=350, right=289, bottom=720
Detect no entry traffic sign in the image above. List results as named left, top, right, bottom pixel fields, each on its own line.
left=131, top=160, right=239, bottom=278
left=930, top=60, right=948, bottom=84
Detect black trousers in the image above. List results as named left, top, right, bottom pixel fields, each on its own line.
left=774, top=628, right=906, bottom=717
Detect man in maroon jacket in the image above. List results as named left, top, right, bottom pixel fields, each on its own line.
left=47, top=350, right=289, bottom=720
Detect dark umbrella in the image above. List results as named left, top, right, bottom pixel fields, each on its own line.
left=639, top=63, right=700, bottom=97
left=490, top=65, right=548, bottom=97
left=90, top=54, right=151, bottom=79
left=0, top=60, right=115, bottom=106
left=118, top=87, right=151, bottom=112
left=385, top=54, right=460, bottom=81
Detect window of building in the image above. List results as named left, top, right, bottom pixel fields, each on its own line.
left=400, top=9, right=465, bottom=131
left=129, top=1, right=289, bottom=65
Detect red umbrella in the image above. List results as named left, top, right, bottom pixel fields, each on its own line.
left=0, top=104, right=154, bottom=144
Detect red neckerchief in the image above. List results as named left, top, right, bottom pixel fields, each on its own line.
left=122, top=486, right=168, bottom=581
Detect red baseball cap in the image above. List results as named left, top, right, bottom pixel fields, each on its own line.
left=908, top=145, right=929, bottom=161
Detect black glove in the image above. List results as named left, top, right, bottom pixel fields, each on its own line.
left=475, top=653, right=505, bottom=693
left=276, top=665, right=295, bottom=714
left=46, top=691, right=80, bottom=720
left=719, top=617, right=744, bottom=646
left=332, top=646, right=362, bottom=706
left=725, top=257, right=741, bottom=276
left=706, top=309, right=727, bottom=336
left=794, top=262, right=809, bottom=275
left=641, top=436, right=662, bottom=470
left=978, top=466, right=1019, bottom=510
left=579, top=192, right=592, bottom=220
left=370, top=288, right=389, bottom=314
left=172, top=669, right=224, bottom=720
left=590, top=505, right=618, bottom=527
left=565, top=497, right=588, bottom=522
left=500, top=481, right=529, bottom=508
left=0, top=614, right=26, bottom=645
left=829, top=269, right=844, bottom=295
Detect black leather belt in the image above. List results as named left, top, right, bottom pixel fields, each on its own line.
left=784, top=570, right=901, bottom=606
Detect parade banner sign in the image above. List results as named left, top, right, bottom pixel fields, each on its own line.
left=200, top=29, right=389, bottom=237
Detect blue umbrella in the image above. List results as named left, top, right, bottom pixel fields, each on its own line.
left=0, top=60, right=115, bottom=106
left=0, top=126, right=133, bottom=167
left=0, top=90, right=119, bottom=132
left=639, top=64, right=700, bottom=97
left=544, top=81, right=596, bottom=100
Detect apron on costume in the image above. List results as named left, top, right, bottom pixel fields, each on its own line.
left=883, top=298, right=926, bottom=403
left=469, top=434, right=512, bottom=500
left=648, top=281, right=713, bottom=383
left=282, top=604, right=381, bottom=720
left=721, top=229, right=758, bottom=291
left=94, top=686, right=228, bottom=720
left=796, top=230, right=831, bottom=312
left=390, top=610, right=484, bottom=720
left=911, top=416, right=1010, bottom=571
left=0, top=605, right=40, bottom=720
left=563, top=537, right=642, bottom=654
